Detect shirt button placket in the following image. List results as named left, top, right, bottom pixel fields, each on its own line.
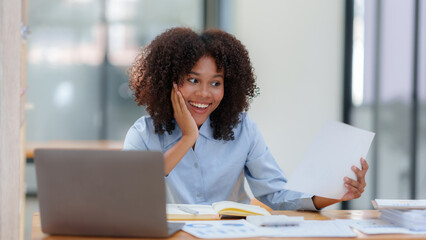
left=192, top=150, right=204, bottom=202
left=195, top=161, right=203, bottom=201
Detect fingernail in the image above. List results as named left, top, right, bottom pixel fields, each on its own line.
left=351, top=166, right=356, bottom=170
left=344, top=177, right=348, bottom=181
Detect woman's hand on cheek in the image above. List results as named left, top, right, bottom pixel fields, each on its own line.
left=171, top=83, right=199, bottom=142
left=341, top=158, right=369, bottom=201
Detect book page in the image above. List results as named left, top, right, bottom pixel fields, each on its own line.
left=212, top=201, right=270, bottom=216
left=167, top=204, right=219, bottom=220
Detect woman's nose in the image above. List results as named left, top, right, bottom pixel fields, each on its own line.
left=196, top=84, right=209, bottom=97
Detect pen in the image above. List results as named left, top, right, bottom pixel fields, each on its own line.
left=261, top=223, right=299, bottom=227
left=177, top=205, right=199, bottom=215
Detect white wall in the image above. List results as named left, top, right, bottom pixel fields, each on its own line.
left=233, top=0, right=344, bottom=177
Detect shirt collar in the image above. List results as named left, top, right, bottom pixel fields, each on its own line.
left=163, top=117, right=216, bottom=149
left=199, top=116, right=215, bottom=140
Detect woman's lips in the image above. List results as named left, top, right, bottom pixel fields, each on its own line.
left=189, top=101, right=211, bottom=114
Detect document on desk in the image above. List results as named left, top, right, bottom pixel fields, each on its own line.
left=181, top=219, right=356, bottom=238
left=285, top=120, right=375, bottom=199
left=337, top=219, right=426, bottom=235
left=181, top=220, right=269, bottom=238
left=264, top=220, right=357, bottom=238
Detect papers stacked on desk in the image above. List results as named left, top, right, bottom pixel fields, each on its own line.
left=373, top=199, right=426, bottom=232
left=380, top=209, right=426, bottom=231
left=338, top=219, right=426, bottom=235
left=334, top=199, right=426, bottom=235
left=372, top=199, right=426, bottom=209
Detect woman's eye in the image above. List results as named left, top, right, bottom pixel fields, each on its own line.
left=211, top=81, right=221, bottom=87
left=188, top=78, right=197, bottom=84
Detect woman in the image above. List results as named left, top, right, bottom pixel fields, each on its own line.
left=124, top=27, right=368, bottom=210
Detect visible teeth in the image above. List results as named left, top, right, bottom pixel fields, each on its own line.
left=190, top=102, right=209, bottom=109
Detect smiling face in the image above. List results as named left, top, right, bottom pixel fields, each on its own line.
left=178, top=56, right=224, bottom=128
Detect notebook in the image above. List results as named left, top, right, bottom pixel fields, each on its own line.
left=34, top=149, right=184, bottom=238
left=167, top=201, right=271, bottom=220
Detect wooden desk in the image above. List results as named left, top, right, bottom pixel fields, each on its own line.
left=26, top=141, right=123, bottom=159
left=32, top=210, right=426, bottom=240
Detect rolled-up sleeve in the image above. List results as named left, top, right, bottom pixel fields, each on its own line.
left=243, top=115, right=317, bottom=211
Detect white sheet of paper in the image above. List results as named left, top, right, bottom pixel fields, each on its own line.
left=337, top=219, right=426, bottom=235
left=181, top=219, right=357, bottom=238
left=264, top=220, right=356, bottom=238
left=285, top=120, right=375, bottom=199
left=181, top=220, right=269, bottom=239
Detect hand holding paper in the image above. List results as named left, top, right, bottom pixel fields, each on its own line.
left=285, top=120, right=375, bottom=200
left=341, top=158, right=369, bottom=201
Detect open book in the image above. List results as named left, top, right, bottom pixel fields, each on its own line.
left=166, top=201, right=271, bottom=220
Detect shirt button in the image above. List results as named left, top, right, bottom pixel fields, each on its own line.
left=194, top=163, right=199, bottom=168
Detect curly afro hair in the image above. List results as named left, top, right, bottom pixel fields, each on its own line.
left=128, top=27, right=258, bottom=141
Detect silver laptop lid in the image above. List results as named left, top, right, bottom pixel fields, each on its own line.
left=34, top=149, right=172, bottom=238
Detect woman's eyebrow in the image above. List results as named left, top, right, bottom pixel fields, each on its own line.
left=188, top=72, right=223, bottom=78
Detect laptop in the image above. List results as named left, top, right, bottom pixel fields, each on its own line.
left=34, top=149, right=184, bottom=238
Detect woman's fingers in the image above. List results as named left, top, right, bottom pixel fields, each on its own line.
left=343, top=183, right=363, bottom=199
left=361, top=158, right=369, bottom=172
left=344, top=177, right=363, bottom=192
left=176, top=89, right=187, bottom=111
left=173, top=82, right=192, bottom=118
left=351, top=165, right=366, bottom=187
left=171, top=83, right=181, bottom=115
left=357, top=158, right=368, bottom=186
left=342, top=158, right=369, bottom=201
left=343, top=177, right=363, bottom=200
left=171, top=83, right=199, bottom=140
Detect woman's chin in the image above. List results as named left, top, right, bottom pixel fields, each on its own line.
left=193, top=117, right=207, bottom=128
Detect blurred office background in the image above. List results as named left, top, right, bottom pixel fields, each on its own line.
left=24, top=0, right=425, bottom=239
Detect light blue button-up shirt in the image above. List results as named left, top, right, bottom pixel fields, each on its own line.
left=123, top=112, right=317, bottom=210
